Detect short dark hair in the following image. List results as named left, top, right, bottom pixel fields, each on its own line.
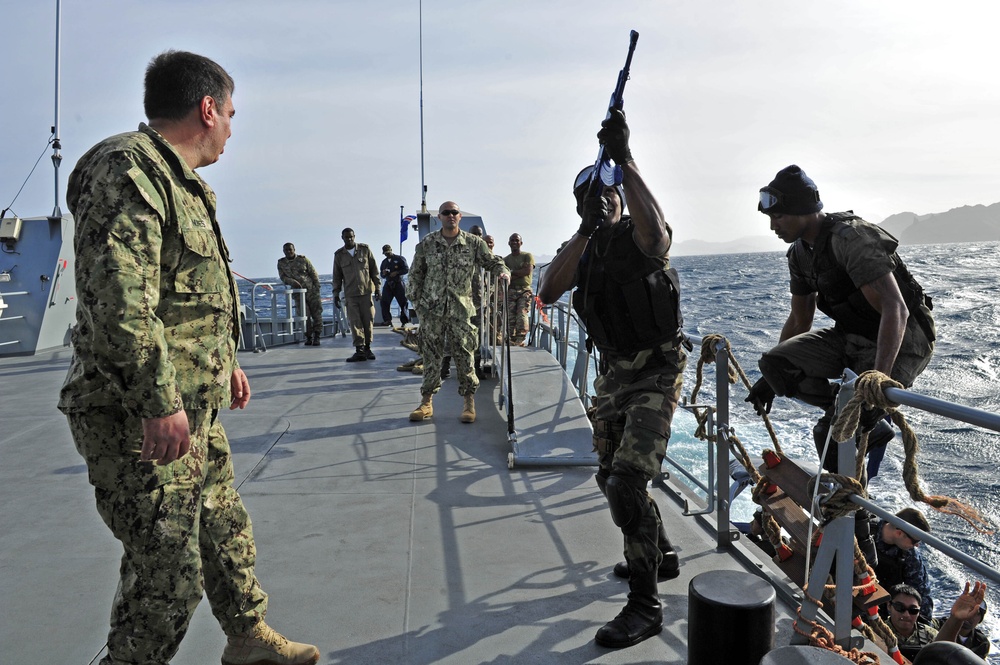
left=890, top=583, right=922, bottom=604
left=144, top=50, right=234, bottom=121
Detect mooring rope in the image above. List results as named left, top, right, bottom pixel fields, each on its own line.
left=829, top=370, right=992, bottom=532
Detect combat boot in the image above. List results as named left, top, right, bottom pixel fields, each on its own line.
left=221, top=621, right=319, bottom=665
left=397, top=358, right=419, bottom=372
left=595, top=563, right=662, bottom=648
left=409, top=393, right=433, bottom=421
left=613, top=501, right=680, bottom=581
left=460, top=394, right=476, bottom=423
left=364, top=345, right=376, bottom=360
left=346, top=346, right=367, bottom=362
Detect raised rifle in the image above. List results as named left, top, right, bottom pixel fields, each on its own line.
left=582, top=30, right=639, bottom=198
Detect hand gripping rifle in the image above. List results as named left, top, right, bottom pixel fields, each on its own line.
left=582, top=30, right=639, bottom=198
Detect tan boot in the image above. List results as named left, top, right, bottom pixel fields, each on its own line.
left=409, top=393, right=433, bottom=421
left=460, top=394, right=476, bottom=423
left=221, top=622, right=319, bottom=665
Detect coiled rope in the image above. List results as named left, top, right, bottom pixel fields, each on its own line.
left=830, top=370, right=992, bottom=533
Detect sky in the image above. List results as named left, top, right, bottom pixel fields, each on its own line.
left=2, top=0, right=999, bottom=277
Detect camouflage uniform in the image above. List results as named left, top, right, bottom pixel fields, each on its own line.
left=332, top=243, right=379, bottom=349
left=58, top=124, right=267, bottom=664
left=407, top=230, right=509, bottom=396
left=592, top=341, right=686, bottom=567
left=503, top=251, right=534, bottom=344
left=277, top=254, right=324, bottom=340
left=573, top=217, right=686, bottom=577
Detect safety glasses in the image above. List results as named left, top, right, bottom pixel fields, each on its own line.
left=759, top=187, right=782, bottom=212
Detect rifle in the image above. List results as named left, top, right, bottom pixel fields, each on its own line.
left=583, top=30, right=639, bottom=197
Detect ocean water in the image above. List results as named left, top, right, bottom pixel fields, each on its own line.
left=239, top=241, right=1000, bottom=656
left=668, top=241, right=1000, bottom=658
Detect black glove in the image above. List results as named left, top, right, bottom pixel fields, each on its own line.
left=859, top=405, right=886, bottom=433
left=745, top=377, right=776, bottom=416
left=334, top=295, right=341, bottom=309
left=577, top=195, right=609, bottom=238
left=597, top=108, right=633, bottom=165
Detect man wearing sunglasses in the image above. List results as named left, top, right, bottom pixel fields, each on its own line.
left=888, top=581, right=987, bottom=661
left=746, top=166, right=936, bottom=480
left=889, top=583, right=939, bottom=657
left=538, top=109, right=685, bottom=650
left=407, top=202, right=510, bottom=423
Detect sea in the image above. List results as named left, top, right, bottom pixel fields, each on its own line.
left=239, top=240, right=1000, bottom=658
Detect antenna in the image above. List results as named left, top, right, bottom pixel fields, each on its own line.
left=418, top=0, right=427, bottom=215
left=50, top=0, right=63, bottom=219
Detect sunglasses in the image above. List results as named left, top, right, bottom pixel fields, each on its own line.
left=891, top=601, right=920, bottom=616
left=439, top=209, right=460, bottom=216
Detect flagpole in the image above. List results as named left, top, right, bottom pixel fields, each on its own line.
left=399, top=205, right=403, bottom=254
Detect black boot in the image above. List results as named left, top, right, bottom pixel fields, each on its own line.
left=595, top=564, right=662, bottom=648
left=613, top=501, right=679, bottom=580
left=364, top=345, right=376, bottom=360
left=440, top=355, right=452, bottom=379
left=346, top=346, right=367, bottom=362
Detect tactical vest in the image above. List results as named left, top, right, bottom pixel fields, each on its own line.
left=791, top=213, right=935, bottom=341
left=572, top=218, right=683, bottom=356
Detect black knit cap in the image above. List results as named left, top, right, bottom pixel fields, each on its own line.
left=758, top=164, right=823, bottom=215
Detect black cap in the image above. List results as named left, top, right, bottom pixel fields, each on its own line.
left=382, top=244, right=392, bottom=252
left=759, top=165, right=823, bottom=215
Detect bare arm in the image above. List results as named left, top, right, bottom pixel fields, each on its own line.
left=859, top=272, right=909, bottom=375
left=780, top=293, right=817, bottom=342
left=622, top=161, right=670, bottom=257
left=935, top=581, right=987, bottom=644
left=537, top=235, right=588, bottom=304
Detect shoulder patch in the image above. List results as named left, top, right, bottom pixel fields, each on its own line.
left=126, top=166, right=166, bottom=220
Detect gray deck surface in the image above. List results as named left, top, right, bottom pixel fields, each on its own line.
left=1, top=327, right=818, bottom=664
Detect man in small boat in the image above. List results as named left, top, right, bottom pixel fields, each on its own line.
left=746, top=165, right=936, bottom=481
left=378, top=244, right=410, bottom=328
left=874, top=508, right=934, bottom=619
left=277, top=242, right=324, bottom=345
left=58, top=50, right=319, bottom=665
left=332, top=227, right=381, bottom=362
left=538, top=109, right=686, bottom=649
left=887, top=581, right=987, bottom=662
left=407, top=202, right=510, bottom=423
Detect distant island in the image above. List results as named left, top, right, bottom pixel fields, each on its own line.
left=528, top=202, right=1000, bottom=265
left=670, top=201, right=1000, bottom=257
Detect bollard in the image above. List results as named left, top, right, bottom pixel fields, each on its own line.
left=688, top=569, right=775, bottom=665
left=759, top=645, right=855, bottom=664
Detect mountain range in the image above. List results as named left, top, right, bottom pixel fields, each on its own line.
left=669, top=202, right=1000, bottom=256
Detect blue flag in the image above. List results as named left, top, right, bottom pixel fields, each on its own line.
left=400, top=214, right=415, bottom=243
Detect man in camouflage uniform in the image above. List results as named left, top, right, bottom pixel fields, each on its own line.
left=57, top=51, right=319, bottom=665
left=538, top=110, right=686, bottom=649
left=407, top=201, right=509, bottom=423
left=332, top=228, right=380, bottom=362
left=503, top=233, right=535, bottom=346
left=277, top=242, right=324, bottom=345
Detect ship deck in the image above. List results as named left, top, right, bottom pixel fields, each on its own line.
left=1, top=327, right=812, bottom=664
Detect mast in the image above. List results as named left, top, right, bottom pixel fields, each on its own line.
left=418, top=0, right=427, bottom=215
left=415, top=0, right=431, bottom=237
left=50, top=0, right=63, bottom=219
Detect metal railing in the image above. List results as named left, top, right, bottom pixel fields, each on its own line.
left=520, top=307, right=1000, bottom=648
